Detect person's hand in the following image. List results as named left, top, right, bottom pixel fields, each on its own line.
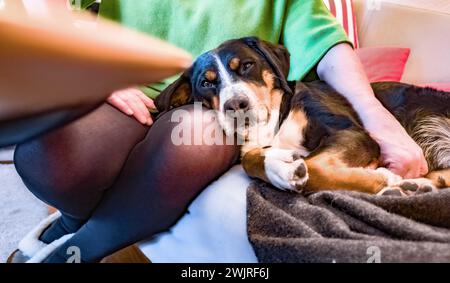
left=107, top=88, right=155, bottom=126
left=369, top=112, right=428, bottom=179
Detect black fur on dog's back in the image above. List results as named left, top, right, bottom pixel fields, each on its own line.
left=372, top=82, right=450, bottom=124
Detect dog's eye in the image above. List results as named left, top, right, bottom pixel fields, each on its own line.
left=242, top=62, right=254, bottom=72
left=201, top=80, right=216, bottom=88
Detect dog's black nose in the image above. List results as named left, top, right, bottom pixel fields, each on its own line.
left=224, top=97, right=250, bottom=112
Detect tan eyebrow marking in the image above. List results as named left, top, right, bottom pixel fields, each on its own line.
left=205, top=70, right=217, bottom=81
left=229, top=57, right=240, bottom=71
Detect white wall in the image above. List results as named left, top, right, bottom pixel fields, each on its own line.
left=380, top=0, right=450, bottom=14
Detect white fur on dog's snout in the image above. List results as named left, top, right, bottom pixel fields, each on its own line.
left=213, top=54, right=269, bottom=137
left=214, top=55, right=258, bottom=128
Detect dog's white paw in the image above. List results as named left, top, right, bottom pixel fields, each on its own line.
left=264, top=148, right=308, bottom=192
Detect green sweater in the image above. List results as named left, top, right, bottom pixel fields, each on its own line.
left=76, top=0, right=349, bottom=98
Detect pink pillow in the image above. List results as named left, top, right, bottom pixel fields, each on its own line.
left=420, top=83, right=450, bottom=92
left=356, top=47, right=411, bottom=83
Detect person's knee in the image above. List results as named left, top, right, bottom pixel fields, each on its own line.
left=14, top=138, right=91, bottom=202
left=158, top=104, right=239, bottom=153
left=144, top=105, right=240, bottom=200
left=185, top=105, right=240, bottom=165
left=15, top=141, right=60, bottom=200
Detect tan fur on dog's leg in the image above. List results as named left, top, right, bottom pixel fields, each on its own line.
left=242, top=148, right=270, bottom=183
left=304, top=152, right=397, bottom=194
left=426, top=169, right=450, bottom=188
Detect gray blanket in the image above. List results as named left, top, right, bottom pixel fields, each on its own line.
left=247, top=181, right=450, bottom=263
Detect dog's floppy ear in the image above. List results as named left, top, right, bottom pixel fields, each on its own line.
left=242, top=37, right=291, bottom=94
left=154, top=69, right=193, bottom=115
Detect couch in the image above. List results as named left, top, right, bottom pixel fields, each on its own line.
left=129, top=0, right=450, bottom=263
left=354, top=0, right=450, bottom=84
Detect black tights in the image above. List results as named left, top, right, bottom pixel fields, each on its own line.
left=14, top=104, right=239, bottom=262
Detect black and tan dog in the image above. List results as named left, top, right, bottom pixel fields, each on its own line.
left=155, top=37, right=450, bottom=195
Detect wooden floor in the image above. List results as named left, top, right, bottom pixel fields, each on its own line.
left=101, top=245, right=151, bottom=263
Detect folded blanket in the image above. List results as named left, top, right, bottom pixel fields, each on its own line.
left=247, top=181, right=450, bottom=263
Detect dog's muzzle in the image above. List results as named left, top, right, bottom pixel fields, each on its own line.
left=223, top=95, right=250, bottom=112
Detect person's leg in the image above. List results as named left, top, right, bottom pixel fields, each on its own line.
left=0, top=104, right=101, bottom=147
left=14, top=104, right=149, bottom=243
left=43, top=105, right=240, bottom=263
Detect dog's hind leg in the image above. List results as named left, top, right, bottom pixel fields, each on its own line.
left=304, top=150, right=402, bottom=195
left=303, top=129, right=404, bottom=195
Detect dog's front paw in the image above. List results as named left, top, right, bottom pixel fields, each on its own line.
left=264, top=148, right=309, bottom=192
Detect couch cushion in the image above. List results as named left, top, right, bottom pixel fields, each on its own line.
left=356, top=47, right=410, bottom=82
left=354, top=0, right=450, bottom=84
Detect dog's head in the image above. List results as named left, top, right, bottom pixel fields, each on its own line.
left=155, top=37, right=292, bottom=135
